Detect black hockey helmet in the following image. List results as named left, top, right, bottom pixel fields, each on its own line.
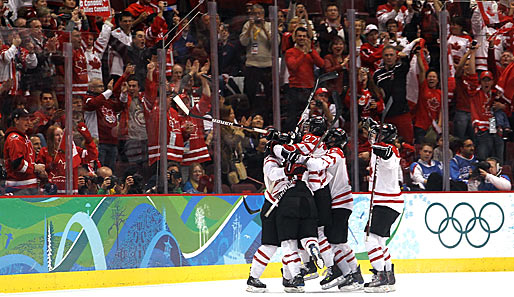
left=325, top=128, right=348, bottom=149
left=368, top=123, right=398, bottom=144
left=305, top=116, right=327, bottom=136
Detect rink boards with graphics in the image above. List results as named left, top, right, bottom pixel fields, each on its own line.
left=0, top=192, right=513, bottom=293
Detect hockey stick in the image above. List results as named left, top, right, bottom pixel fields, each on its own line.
left=365, top=97, right=394, bottom=240
left=264, top=91, right=343, bottom=217
left=172, top=96, right=268, bottom=134
left=296, top=71, right=339, bottom=130
left=242, top=195, right=261, bottom=215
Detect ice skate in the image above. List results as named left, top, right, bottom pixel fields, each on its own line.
left=386, top=264, right=396, bottom=292
left=308, top=243, right=324, bottom=269
left=299, top=260, right=319, bottom=280
left=352, top=265, right=365, bottom=285
left=364, top=269, right=389, bottom=293
left=283, top=275, right=305, bottom=293
left=338, top=273, right=363, bottom=291
left=320, top=265, right=344, bottom=290
left=246, top=276, right=267, bottom=293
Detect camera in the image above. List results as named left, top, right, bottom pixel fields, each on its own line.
left=128, top=173, right=144, bottom=194
left=471, top=40, right=478, bottom=47
left=314, top=99, right=324, bottom=108
left=168, top=170, right=182, bottom=180
left=470, top=161, right=490, bottom=179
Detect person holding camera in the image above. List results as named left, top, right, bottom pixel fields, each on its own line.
left=301, top=88, right=335, bottom=126
left=449, top=138, right=477, bottom=190
left=344, top=67, right=385, bottom=123
left=96, top=166, right=119, bottom=195
left=468, top=158, right=512, bottom=191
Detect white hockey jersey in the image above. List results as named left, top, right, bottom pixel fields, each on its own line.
left=292, top=134, right=331, bottom=192
left=369, top=143, right=404, bottom=213
left=307, top=147, right=353, bottom=210
left=263, top=155, right=295, bottom=205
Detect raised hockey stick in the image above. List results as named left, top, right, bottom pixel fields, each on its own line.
left=365, top=97, right=394, bottom=240
left=173, top=96, right=268, bottom=134
left=242, top=195, right=261, bottom=215
left=296, top=71, right=339, bottom=130
left=264, top=91, right=343, bottom=217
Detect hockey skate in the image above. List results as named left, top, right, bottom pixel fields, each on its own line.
left=307, top=244, right=324, bottom=269
left=363, top=269, right=389, bottom=293
left=338, top=266, right=364, bottom=292
left=246, top=276, right=267, bottom=293
left=320, top=265, right=344, bottom=290
left=386, top=264, right=396, bottom=292
left=283, top=275, right=305, bottom=293
left=299, top=260, right=319, bottom=280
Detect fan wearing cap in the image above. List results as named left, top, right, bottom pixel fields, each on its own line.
left=3, top=109, right=46, bottom=195
left=302, top=88, right=335, bottom=125
left=360, top=24, right=384, bottom=75
left=459, top=49, right=505, bottom=162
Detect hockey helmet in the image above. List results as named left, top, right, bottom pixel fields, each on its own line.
left=368, top=123, right=397, bottom=144
left=305, top=116, right=327, bottom=136
left=360, top=117, right=378, bottom=132
left=325, top=128, right=348, bottom=149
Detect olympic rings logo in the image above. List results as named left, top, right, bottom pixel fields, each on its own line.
left=424, top=202, right=504, bottom=248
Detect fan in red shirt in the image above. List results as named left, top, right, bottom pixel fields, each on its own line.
left=360, top=24, right=384, bottom=75
left=413, top=48, right=441, bottom=144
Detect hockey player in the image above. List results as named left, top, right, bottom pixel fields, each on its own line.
left=364, top=123, right=403, bottom=293
left=246, top=131, right=308, bottom=293
left=303, top=128, right=364, bottom=291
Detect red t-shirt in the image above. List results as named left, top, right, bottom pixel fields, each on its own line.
left=415, top=80, right=441, bottom=130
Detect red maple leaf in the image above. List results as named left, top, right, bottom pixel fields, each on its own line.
left=450, top=42, right=461, bottom=51
left=89, top=58, right=101, bottom=70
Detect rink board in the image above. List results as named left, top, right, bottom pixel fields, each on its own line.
left=0, top=192, right=513, bottom=292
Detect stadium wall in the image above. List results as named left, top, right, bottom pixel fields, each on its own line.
left=0, top=192, right=513, bottom=293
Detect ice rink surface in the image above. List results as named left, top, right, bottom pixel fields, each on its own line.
left=6, top=271, right=514, bottom=296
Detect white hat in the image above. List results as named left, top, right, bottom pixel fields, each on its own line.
left=364, top=24, right=379, bottom=35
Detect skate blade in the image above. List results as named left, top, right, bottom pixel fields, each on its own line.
left=339, top=283, right=364, bottom=292
left=304, top=272, right=319, bottom=281
left=246, top=286, right=267, bottom=293
left=363, top=285, right=389, bottom=293
left=284, top=287, right=305, bottom=293
left=321, top=276, right=345, bottom=290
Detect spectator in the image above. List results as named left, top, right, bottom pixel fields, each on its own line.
left=172, top=17, right=197, bottom=65
left=386, top=19, right=408, bottom=50
left=468, top=157, right=512, bottom=191
left=449, top=138, right=476, bottom=189
left=32, top=91, right=58, bottom=134
left=83, top=66, right=131, bottom=171
left=220, top=104, right=247, bottom=186
left=108, top=11, right=133, bottom=82
left=409, top=143, right=443, bottom=190
left=448, top=16, right=472, bottom=66
left=344, top=67, right=385, bottom=123
left=301, top=87, right=335, bottom=125
left=239, top=3, right=273, bottom=119
left=3, top=108, right=46, bottom=195
left=218, top=23, right=242, bottom=77
left=125, top=0, right=158, bottom=30
left=284, top=26, right=324, bottom=132
left=96, top=165, right=119, bottom=195
left=373, top=45, right=414, bottom=144
left=183, top=162, right=211, bottom=193
left=167, top=162, right=183, bottom=194
left=360, top=24, right=383, bottom=75
left=323, top=35, right=349, bottom=96
left=414, top=47, right=441, bottom=144
left=315, top=2, right=345, bottom=57
left=376, top=0, right=412, bottom=33
left=37, top=123, right=98, bottom=194
left=30, top=134, right=42, bottom=158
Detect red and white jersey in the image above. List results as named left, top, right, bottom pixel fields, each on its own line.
left=3, top=128, right=38, bottom=191
left=376, top=4, right=410, bottom=32
left=448, top=34, right=472, bottom=65
left=109, top=28, right=132, bottom=76
left=360, top=43, right=384, bottom=75
left=0, top=44, right=37, bottom=95
left=85, top=23, right=112, bottom=82
left=414, top=80, right=441, bottom=131
left=307, top=147, right=353, bottom=210
left=462, top=74, right=495, bottom=132
left=293, top=134, right=330, bottom=192
left=369, top=143, right=403, bottom=213
left=263, top=155, right=292, bottom=205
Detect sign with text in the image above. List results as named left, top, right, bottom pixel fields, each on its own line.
left=79, top=0, right=111, bottom=17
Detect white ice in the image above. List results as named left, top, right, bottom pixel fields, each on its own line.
left=6, top=271, right=514, bottom=296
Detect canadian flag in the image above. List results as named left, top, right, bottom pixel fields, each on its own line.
left=496, top=62, right=514, bottom=104
left=406, top=38, right=430, bottom=105
left=478, top=1, right=500, bottom=25
left=58, top=132, right=82, bottom=168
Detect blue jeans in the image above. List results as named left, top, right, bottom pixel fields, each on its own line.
left=99, top=143, right=118, bottom=171
left=475, top=131, right=504, bottom=164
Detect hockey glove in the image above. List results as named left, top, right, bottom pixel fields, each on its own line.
left=281, top=146, right=300, bottom=163
left=284, top=163, right=307, bottom=177
left=77, top=122, right=94, bottom=143
left=372, top=144, right=393, bottom=160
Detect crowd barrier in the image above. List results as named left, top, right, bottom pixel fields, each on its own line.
left=0, top=192, right=513, bottom=293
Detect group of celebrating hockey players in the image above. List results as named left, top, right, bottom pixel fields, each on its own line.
left=246, top=116, right=402, bottom=293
